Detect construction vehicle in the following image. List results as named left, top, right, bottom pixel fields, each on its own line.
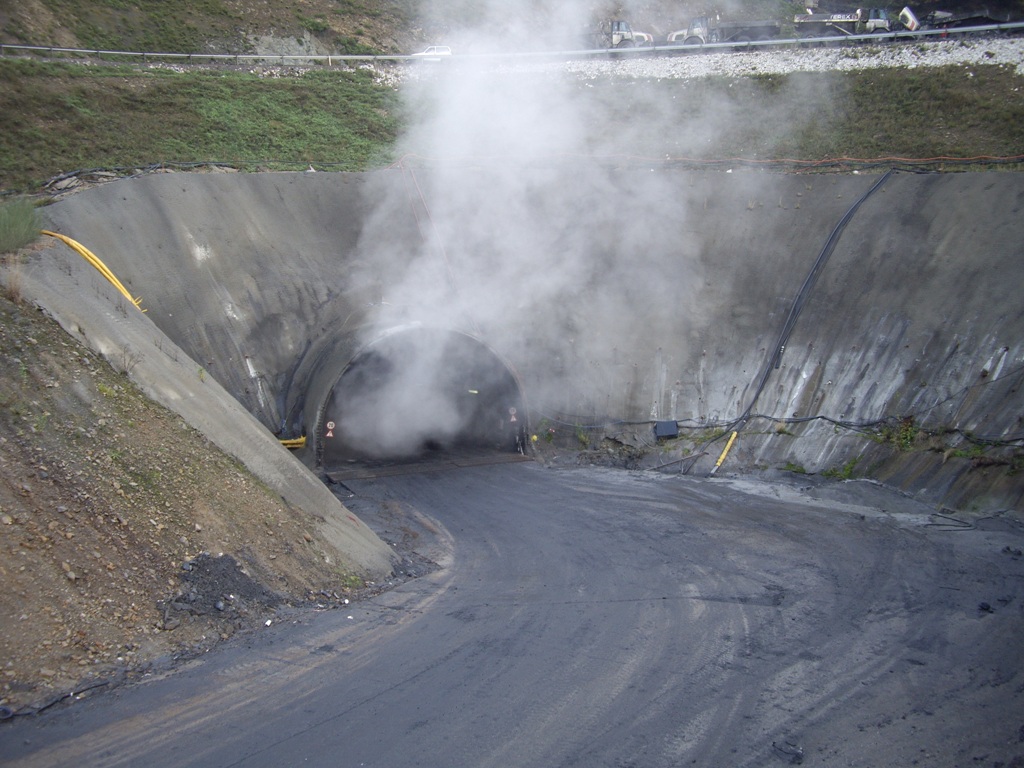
left=793, top=7, right=896, bottom=36
left=898, top=6, right=1007, bottom=30
left=585, top=20, right=650, bottom=49
left=667, top=15, right=783, bottom=45
left=632, top=28, right=656, bottom=45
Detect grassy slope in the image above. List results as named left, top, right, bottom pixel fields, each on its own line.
left=0, top=59, right=403, bottom=191
left=595, top=66, right=1024, bottom=164
left=2, top=0, right=420, bottom=54
left=2, top=56, right=1023, bottom=193
left=2, top=1, right=1023, bottom=193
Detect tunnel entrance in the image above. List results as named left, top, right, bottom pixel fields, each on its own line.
left=320, top=327, right=526, bottom=469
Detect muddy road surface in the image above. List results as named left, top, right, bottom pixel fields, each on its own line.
left=2, top=463, right=1022, bottom=767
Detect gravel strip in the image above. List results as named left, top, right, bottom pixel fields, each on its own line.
left=584, top=37, right=1024, bottom=78
left=383, top=36, right=1024, bottom=84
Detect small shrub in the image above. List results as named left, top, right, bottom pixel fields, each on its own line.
left=120, top=345, right=142, bottom=376
left=949, top=444, right=985, bottom=460
left=298, top=15, right=329, bottom=33
left=334, top=35, right=379, bottom=55
left=823, top=456, right=859, bottom=480
left=575, top=425, right=590, bottom=448
left=879, top=416, right=919, bottom=451
left=782, top=461, right=807, bottom=474
left=2, top=253, right=24, bottom=302
left=0, top=198, right=41, bottom=255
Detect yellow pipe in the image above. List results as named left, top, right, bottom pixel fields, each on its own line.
left=709, top=431, right=738, bottom=476
left=44, top=231, right=138, bottom=307
left=45, top=230, right=307, bottom=450
left=41, top=230, right=145, bottom=312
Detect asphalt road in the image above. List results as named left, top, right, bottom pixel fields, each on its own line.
left=2, top=463, right=1022, bottom=767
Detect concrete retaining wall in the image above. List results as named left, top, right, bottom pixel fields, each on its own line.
left=29, top=168, right=1024, bottom=512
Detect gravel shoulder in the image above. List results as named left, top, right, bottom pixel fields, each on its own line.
left=390, top=36, right=1024, bottom=83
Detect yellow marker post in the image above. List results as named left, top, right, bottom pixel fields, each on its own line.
left=709, top=431, right=738, bottom=476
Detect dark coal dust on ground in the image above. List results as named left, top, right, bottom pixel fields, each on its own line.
left=3, top=461, right=1022, bottom=768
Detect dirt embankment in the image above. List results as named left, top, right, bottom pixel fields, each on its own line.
left=0, top=284, right=387, bottom=716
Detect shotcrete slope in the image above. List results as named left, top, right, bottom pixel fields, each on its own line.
left=17, top=174, right=398, bottom=577
left=23, top=168, right=1024, bottom=513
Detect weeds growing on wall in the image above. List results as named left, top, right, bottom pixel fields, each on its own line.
left=575, top=425, right=590, bottom=448
left=823, top=456, right=860, bottom=480
left=877, top=417, right=920, bottom=451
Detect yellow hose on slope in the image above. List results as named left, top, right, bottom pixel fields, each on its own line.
left=42, top=231, right=310, bottom=450
left=41, top=230, right=145, bottom=312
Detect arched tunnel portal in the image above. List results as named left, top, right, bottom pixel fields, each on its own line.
left=319, top=327, right=527, bottom=468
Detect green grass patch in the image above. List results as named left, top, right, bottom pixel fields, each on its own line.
left=31, top=0, right=417, bottom=55
left=580, top=64, right=1024, bottom=165
left=333, top=36, right=383, bottom=55
left=0, top=197, right=42, bottom=254
left=39, top=0, right=241, bottom=53
left=0, top=60, right=402, bottom=191
left=298, top=15, right=330, bottom=34
left=822, top=456, right=859, bottom=480
left=2, top=58, right=1023, bottom=194
left=876, top=417, right=920, bottom=451
left=692, top=428, right=728, bottom=444
left=949, top=443, right=987, bottom=460
left=575, top=425, right=590, bottom=448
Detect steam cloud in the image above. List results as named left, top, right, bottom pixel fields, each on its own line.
left=339, top=0, right=828, bottom=457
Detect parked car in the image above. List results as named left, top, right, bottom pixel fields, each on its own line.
left=411, top=45, right=452, bottom=60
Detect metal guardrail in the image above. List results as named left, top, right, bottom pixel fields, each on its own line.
left=0, top=43, right=410, bottom=65
left=1, top=20, right=1023, bottom=66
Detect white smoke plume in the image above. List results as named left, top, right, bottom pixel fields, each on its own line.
left=341, top=0, right=828, bottom=456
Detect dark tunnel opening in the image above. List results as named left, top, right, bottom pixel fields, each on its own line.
left=320, top=327, right=526, bottom=468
